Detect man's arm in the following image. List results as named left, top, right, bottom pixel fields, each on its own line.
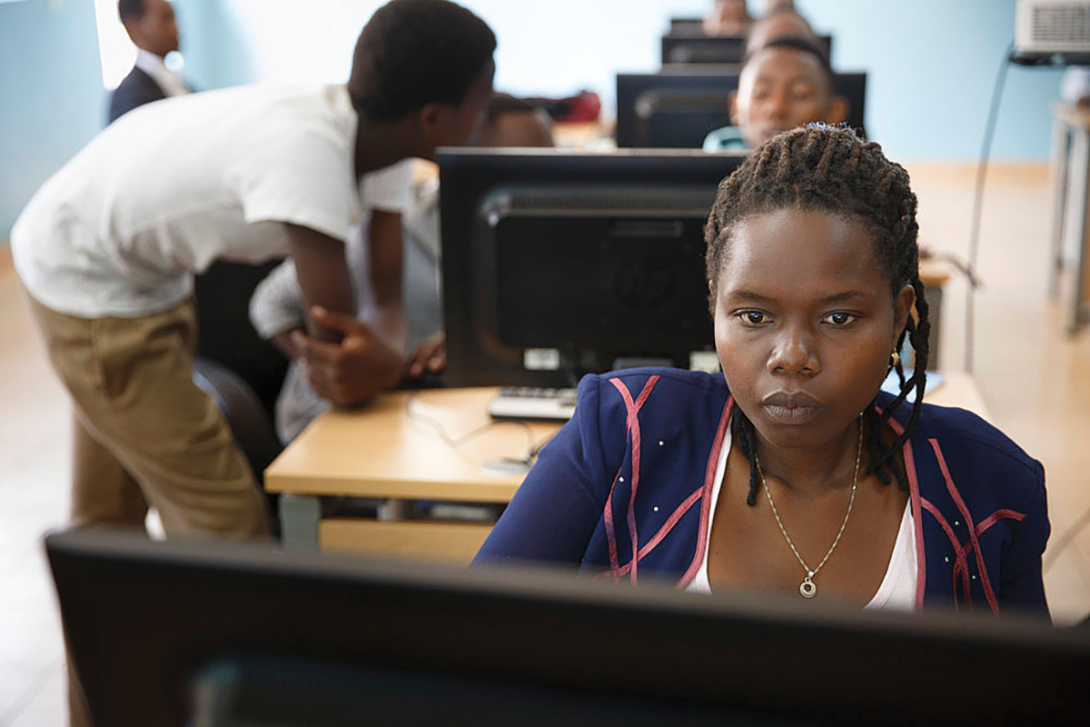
left=366, top=209, right=408, bottom=353
left=285, top=222, right=402, bottom=406
left=284, top=223, right=356, bottom=343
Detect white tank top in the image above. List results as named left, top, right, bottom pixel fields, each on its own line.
left=685, top=422, right=917, bottom=612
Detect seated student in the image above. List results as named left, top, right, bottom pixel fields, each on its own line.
left=703, top=37, right=848, bottom=152
left=475, top=125, right=1050, bottom=617
left=744, top=6, right=819, bottom=54
left=249, top=93, right=555, bottom=443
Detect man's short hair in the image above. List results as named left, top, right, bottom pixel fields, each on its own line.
left=741, top=36, right=835, bottom=89
left=118, top=0, right=147, bottom=24
left=348, top=0, right=496, bottom=122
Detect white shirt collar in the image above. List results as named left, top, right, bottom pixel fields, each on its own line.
left=134, top=49, right=191, bottom=97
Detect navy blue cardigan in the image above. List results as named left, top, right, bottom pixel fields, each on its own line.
left=476, top=368, right=1050, bottom=617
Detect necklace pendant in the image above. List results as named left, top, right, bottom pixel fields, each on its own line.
left=800, top=574, right=817, bottom=599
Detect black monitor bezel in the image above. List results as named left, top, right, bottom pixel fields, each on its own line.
left=437, top=148, right=747, bottom=387
left=47, top=529, right=1089, bottom=727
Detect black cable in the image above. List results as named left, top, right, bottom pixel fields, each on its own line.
left=965, top=41, right=1014, bottom=372
left=528, top=431, right=558, bottom=458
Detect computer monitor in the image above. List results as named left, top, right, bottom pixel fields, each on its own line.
left=667, top=16, right=701, bottom=35
left=616, top=68, right=867, bottom=149
left=661, top=33, right=832, bottom=65
left=47, top=529, right=1089, bottom=727
left=437, top=149, right=746, bottom=388
left=667, top=17, right=704, bottom=36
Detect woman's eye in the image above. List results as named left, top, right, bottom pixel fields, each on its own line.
left=822, top=312, right=856, bottom=326
left=738, top=311, right=771, bottom=326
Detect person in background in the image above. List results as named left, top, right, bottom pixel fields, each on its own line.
left=475, top=125, right=1050, bottom=618
left=765, top=0, right=796, bottom=12
left=745, top=5, right=819, bottom=54
left=250, top=93, right=555, bottom=444
left=473, top=92, right=554, bottom=148
left=703, top=0, right=752, bottom=36
left=703, top=37, right=847, bottom=152
left=109, top=0, right=190, bottom=123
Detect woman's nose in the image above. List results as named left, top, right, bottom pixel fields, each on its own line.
left=767, top=328, right=819, bottom=375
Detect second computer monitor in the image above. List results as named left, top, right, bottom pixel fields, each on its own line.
left=438, top=149, right=747, bottom=388
left=615, top=68, right=867, bottom=149
left=661, top=33, right=832, bottom=65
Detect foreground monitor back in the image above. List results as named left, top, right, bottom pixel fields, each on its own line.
left=661, top=33, right=832, bottom=65
left=437, top=149, right=746, bottom=388
left=616, top=68, right=867, bottom=149
left=47, top=529, right=1090, bottom=727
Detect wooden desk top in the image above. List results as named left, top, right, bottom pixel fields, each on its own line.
left=920, top=371, right=989, bottom=418
left=918, top=257, right=954, bottom=288
left=265, top=387, right=559, bottom=501
left=266, top=373, right=989, bottom=502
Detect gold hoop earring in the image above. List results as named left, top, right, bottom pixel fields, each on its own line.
left=890, top=351, right=901, bottom=369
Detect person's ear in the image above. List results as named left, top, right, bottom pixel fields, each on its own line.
left=122, top=20, right=142, bottom=46
left=416, top=103, right=443, bottom=136
left=413, top=102, right=451, bottom=154
left=828, top=96, right=849, bottom=125
left=893, top=284, right=916, bottom=349
left=728, top=90, right=740, bottom=125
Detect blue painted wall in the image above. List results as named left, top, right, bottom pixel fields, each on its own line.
left=792, top=0, right=1062, bottom=161
left=0, top=0, right=1065, bottom=241
left=0, top=0, right=105, bottom=242
left=0, top=0, right=246, bottom=241
left=176, top=0, right=254, bottom=90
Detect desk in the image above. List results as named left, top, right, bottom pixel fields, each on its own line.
left=266, top=373, right=988, bottom=562
left=1049, top=103, right=1090, bottom=333
left=553, top=119, right=616, bottom=149
left=265, top=387, right=560, bottom=561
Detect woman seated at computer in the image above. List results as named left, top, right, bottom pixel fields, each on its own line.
left=703, top=36, right=848, bottom=152
left=475, top=125, right=1050, bottom=617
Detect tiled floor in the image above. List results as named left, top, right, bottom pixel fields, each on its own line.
left=0, top=163, right=1088, bottom=725
left=0, top=247, right=70, bottom=727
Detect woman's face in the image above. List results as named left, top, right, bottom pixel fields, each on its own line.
left=712, top=208, right=914, bottom=452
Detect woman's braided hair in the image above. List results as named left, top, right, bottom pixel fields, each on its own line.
left=704, top=124, right=928, bottom=505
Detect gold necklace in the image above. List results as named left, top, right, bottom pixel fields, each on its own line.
left=754, top=414, right=864, bottom=599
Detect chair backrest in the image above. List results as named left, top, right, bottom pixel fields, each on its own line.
left=193, top=259, right=289, bottom=415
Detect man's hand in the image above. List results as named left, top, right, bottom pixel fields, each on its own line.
left=406, top=332, right=446, bottom=379
left=291, top=306, right=403, bottom=407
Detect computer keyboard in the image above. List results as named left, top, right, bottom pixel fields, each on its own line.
left=488, top=387, right=578, bottom=421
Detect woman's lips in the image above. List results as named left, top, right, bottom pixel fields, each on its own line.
left=761, top=391, right=824, bottom=425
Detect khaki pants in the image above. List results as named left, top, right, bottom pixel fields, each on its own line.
left=27, top=295, right=270, bottom=725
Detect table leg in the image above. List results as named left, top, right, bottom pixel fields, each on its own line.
left=923, top=285, right=942, bottom=368
left=377, top=499, right=407, bottom=521
left=279, top=493, right=320, bottom=552
left=1074, top=128, right=1090, bottom=334
left=1050, top=121, right=1072, bottom=297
